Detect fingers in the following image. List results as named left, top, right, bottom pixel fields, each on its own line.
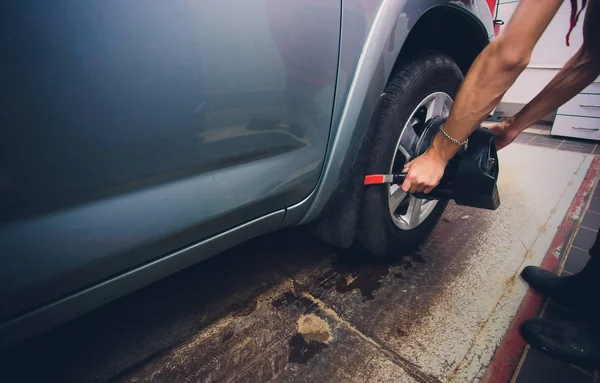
left=411, top=180, right=424, bottom=194
left=402, top=168, right=421, bottom=193
left=400, top=155, right=444, bottom=194
left=410, top=182, right=420, bottom=194
left=402, top=169, right=440, bottom=194
left=413, top=179, right=436, bottom=193
left=401, top=179, right=412, bottom=193
left=401, top=161, right=412, bottom=192
left=402, top=171, right=435, bottom=193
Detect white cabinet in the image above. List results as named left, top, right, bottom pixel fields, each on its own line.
left=558, top=94, right=600, bottom=118
left=552, top=115, right=600, bottom=140
left=583, top=79, right=600, bottom=94
left=551, top=77, right=600, bottom=140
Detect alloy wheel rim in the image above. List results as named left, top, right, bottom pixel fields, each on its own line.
left=388, top=92, right=453, bottom=230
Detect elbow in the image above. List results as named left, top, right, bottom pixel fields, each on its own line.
left=490, top=38, right=531, bottom=73
left=500, top=51, right=531, bottom=72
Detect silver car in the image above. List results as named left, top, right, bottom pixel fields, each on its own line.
left=0, top=0, right=495, bottom=347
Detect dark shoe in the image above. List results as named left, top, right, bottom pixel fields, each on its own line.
left=521, top=319, right=600, bottom=369
left=521, top=266, right=568, bottom=297
left=521, top=266, right=585, bottom=312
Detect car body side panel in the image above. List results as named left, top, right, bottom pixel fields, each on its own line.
left=299, top=0, right=413, bottom=224
left=0, top=210, right=285, bottom=348
left=0, top=1, right=340, bottom=321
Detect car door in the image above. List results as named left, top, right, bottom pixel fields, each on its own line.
left=0, top=0, right=340, bottom=322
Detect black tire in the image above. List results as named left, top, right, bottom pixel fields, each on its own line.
left=357, top=53, right=463, bottom=258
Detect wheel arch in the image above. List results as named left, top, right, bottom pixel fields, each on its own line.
left=397, top=4, right=491, bottom=76
left=304, top=3, right=491, bottom=248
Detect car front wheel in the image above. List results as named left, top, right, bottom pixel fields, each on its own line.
left=358, top=53, right=464, bottom=257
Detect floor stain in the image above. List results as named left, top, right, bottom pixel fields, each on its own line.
left=231, top=299, right=257, bottom=317
left=271, top=290, right=315, bottom=311
left=504, top=273, right=519, bottom=291
left=297, top=314, right=331, bottom=343
left=293, top=280, right=308, bottom=294
left=222, top=330, right=234, bottom=343
left=272, top=292, right=298, bottom=309
left=396, top=327, right=408, bottom=337
left=410, top=254, right=426, bottom=263
left=334, top=266, right=389, bottom=300
left=327, top=252, right=403, bottom=300
left=345, top=275, right=358, bottom=285
left=288, top=334, right=328, bottom=365
left=525, top=249, right=534, bottom=259
left=299, top=204, right=494, bottom=379
left=314, top=249, right=431, bottom=301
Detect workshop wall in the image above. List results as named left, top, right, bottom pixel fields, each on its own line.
left=497, top=0, right=587, bottom=121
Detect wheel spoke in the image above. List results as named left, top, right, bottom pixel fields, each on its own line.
left=389, top=184, right=407, bottom=215
left=406, top=196, right=423, bottom=229
left=399, top=124, right=418, bottom=158
left=397, top=144, right=411, bottom=162
left=426, top=93, right=450, bottom=121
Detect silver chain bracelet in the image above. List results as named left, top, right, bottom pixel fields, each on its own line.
left=440, top=125, right=468, bottom=150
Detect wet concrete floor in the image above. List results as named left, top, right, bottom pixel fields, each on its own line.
left=0, top=145, right=594, bottom=383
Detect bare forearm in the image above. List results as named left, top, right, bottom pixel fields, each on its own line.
left=508, top=49, right=600, bottom=133
left=425, top=0, right=563, bottom=162
left=431, top=41, right=528, bottom=161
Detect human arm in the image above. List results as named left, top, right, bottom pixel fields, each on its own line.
left=401, top=0, right=564, bottom=193
left=491, top=0, right=600, bottom=149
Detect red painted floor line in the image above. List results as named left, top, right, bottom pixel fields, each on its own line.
left=481, top=156, right=600, bottom=383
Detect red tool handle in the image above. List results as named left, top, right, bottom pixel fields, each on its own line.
left=363, top=173, right=406, bottom=185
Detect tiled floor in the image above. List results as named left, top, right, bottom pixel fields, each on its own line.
left=517, top=130, right=599, bottom=154
left=480, top=122, right=600, bottom=155
left=510, top=177, right=600, bottom=383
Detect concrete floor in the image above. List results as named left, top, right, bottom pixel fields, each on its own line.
left=0, top=144, right=594, bottom=383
